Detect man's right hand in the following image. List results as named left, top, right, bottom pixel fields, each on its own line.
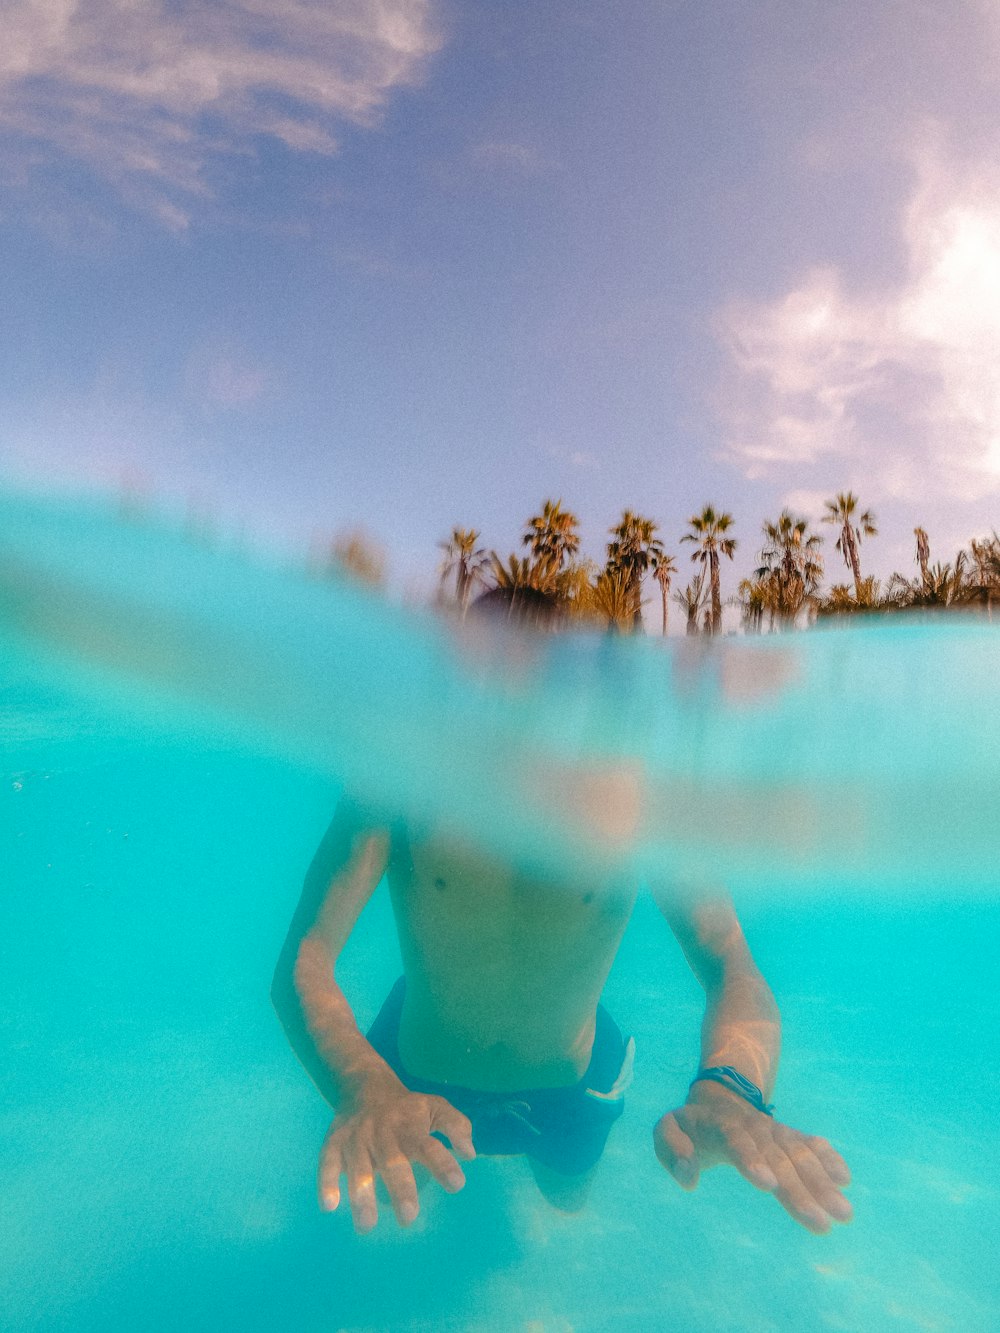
left=319, top=1083, right=476, bottom=1232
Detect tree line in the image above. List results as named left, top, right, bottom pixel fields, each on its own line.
left=435, top=495, right=1000, bottom=634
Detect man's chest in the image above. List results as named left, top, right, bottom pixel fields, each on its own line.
left=389, top=835, right=634, bottom=966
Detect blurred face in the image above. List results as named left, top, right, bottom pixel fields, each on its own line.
left=467, top=587, right=560, bottom=632
left=449, top=595, right=551, bottom=689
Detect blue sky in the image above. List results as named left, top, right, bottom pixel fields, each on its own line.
left=3, top=0, right=1000, bottom=603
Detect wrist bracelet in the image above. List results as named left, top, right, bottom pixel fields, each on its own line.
left=689, top=1065, right=774, bottom=1116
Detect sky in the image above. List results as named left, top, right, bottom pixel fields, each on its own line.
left=3, top=0, right=1000, bottom=607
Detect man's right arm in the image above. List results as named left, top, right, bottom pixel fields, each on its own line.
left=270, top=798, right=396, bottom=1108
left=270, top=799, right=474, bottom=1231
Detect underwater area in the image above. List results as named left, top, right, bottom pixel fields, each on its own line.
left=2, top=494, right=999, bottom=1332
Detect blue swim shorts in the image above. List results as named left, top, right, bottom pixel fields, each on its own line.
left=366, top=977, right=633, bottom=1177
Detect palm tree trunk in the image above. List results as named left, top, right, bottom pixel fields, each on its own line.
left=915, top=528, right=930, bottom=584
left=660, top=579, right=668, bottom=636
left=710, top=552, right=721, bottom=634
left=844, top=523, right=863, bottom=597
left=630, top=570, right=643, bottom=631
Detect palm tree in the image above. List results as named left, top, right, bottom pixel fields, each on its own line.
left=736, top=576, right=770, bottom=634
left=914, top=527, right=930, bottom=585
left=558, top=559, right=600, bottom=617
left=818, top=575, right=884, bottom=617
left=606, top=511, right=664, bottom=631
left=969, top=532, right=1000, bottom=584
left=915, top=557, right=968, bottom=607
left=583, top=568, right=639, bottom=633
left=822, top=492, right=877, bottom=598
left=884, top=530, right=975, bottom=610
left=522, top=500, right=581, bottom=584
left=754, top=510, right=824, bottom=628
left=488, top=552, right=535, bottom=593
left=438, top=527, right=488, bottom=612
left=651, top=551, right=678, bottom=637
left=967, top=532, right=1000, bottom=618
left=672, top=573, right=705, bottom=636
left=681, top=505, right=737, bottom=635
left=329, top=528, right=386, bottom=586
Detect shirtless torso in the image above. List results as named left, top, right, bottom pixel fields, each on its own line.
left=387, top=828, right=637, bottom=1090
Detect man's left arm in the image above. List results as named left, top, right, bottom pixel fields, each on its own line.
left=653, top=888, right=853, bottom=1234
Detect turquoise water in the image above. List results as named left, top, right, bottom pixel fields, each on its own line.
left=2, top=494, right=999, bottom=1331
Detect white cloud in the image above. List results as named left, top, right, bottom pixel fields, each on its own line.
left=717, top=142, right=1000, bottom=506
left=0, top=0, right=441, bottom=221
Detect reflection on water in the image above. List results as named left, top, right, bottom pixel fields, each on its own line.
left=2, top=489, right=999, bottom=895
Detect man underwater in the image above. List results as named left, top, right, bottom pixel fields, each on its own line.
left=271, top=589, right=852, bottom=1233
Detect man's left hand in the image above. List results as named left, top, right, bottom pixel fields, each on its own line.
left=653, top=1081, right=853, bottom=1233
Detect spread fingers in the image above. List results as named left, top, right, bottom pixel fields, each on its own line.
left=413, top=1135, right=467, bottom=1193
